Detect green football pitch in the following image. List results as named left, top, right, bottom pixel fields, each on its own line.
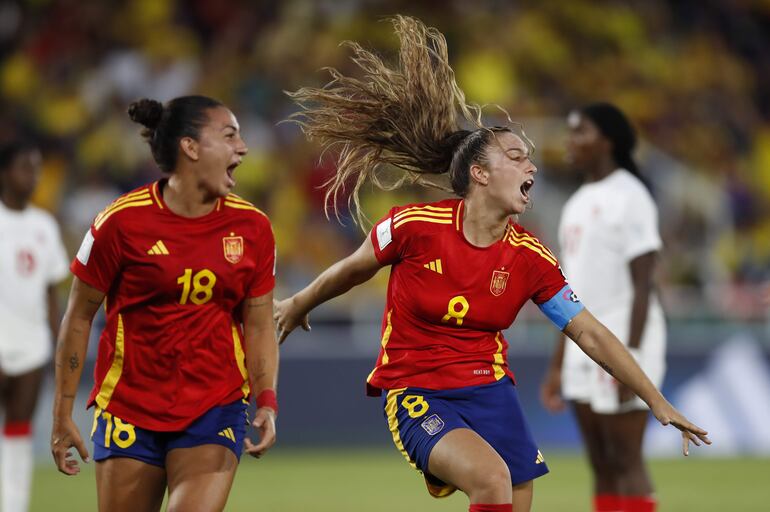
left=30, top=449, right=770, bottom=511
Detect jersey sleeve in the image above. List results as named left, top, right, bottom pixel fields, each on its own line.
left=70, top=218, right=123, bottom=294
left=527, top=248, right=585, bottom=330
left=46, top=216, right=70, bottom=284
left=369, top=206, right=406, bottom=266
left=247, top=215, right=276, bottom=297
left=621, top=188, right=662, bottom=261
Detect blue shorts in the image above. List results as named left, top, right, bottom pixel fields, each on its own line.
left=382, top=378, right=548, bottom=497
left=91, top=399, right=248, bottom=467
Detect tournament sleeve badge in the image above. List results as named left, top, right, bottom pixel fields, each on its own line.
left=223, top=233, right=244, bottom=264
left=490, top=269, right=510, bottom=296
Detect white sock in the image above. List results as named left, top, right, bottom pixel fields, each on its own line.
left=1, top=434, right=33, bottom=512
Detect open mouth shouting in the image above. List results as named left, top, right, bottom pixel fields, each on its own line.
left=520, top=178, right=534, bottom=202
left=226, top=160, right=241, bottom=187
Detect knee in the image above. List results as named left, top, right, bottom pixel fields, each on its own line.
left=468, top=462, right=511, bottom=502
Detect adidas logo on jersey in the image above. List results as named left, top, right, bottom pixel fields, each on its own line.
left=423, top=259, right=443, bottom=274
left=218, top=427, right=236, bottom=442
left=147, top=240, right=169, bottom=255
left=535, top=450, right=545, bottom=464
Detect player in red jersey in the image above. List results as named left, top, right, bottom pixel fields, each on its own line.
left=50, top=96, right=279, bottom=512
left=276, top=16, right=710, bottom=512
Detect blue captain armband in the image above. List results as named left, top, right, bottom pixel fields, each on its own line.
left=538, top=285, right=585, bottom=330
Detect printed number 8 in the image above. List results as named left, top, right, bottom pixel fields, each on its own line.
left=442, top=295, right=470, bottom=326
left=402, top=395, right=429, bottom=418
left=177, top=268, right=217, bottom=305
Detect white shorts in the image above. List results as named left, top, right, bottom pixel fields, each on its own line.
left=561, top=306, right=666, bottom=414
left=0, top=316, right=52, bottom=376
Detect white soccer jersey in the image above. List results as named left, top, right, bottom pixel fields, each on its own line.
left=558, top=169, right=666, bottom=412
left=0, top=201, right=69, bottom=375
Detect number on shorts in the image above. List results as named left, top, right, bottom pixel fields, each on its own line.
left=442, top=295, right=470, bottom=326
left=401, top=394, right=430, bottom=418
left=100, top=411, right=137, bottom=449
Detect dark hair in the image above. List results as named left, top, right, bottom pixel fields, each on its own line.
left=0, top=140, right=38, bottom=172
left=128, top=95, right=224, bottom=173
left=286, top=16, right=523, bottom=226
left=579, top=102, right=641, bottom=178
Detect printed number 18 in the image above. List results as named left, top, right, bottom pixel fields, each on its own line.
left=177, top=268, right=217, bottom=305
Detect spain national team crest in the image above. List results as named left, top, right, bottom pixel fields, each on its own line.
left=490, top=269, right=510, bottom=296
left=223, top=235, right=244, bottom=264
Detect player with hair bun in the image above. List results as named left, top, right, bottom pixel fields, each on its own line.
left=51, top=95, right=279, bottom=512
left=276, top=16, right=710, bottom=512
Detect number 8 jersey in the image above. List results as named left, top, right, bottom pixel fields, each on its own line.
left=367, top=198, right=583, bottom=395
left=71, top=181, right=275, bottom=431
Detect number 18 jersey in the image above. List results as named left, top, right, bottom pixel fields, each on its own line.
left=71, top=181, right=275, bottom=431
left=367, top=198, right=577, bottom=395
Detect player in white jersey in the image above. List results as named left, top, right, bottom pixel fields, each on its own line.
left=540, top=104, right=665, bottom=512
left=0, top=140, right=69, bottom=512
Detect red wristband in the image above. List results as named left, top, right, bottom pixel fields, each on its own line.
left=256, top=389, right=278, bottom=414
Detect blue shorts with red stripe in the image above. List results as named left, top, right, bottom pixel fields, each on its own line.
left=381, top=378, right=548, bottom=496
left=91, top=399, right=248, bottom=467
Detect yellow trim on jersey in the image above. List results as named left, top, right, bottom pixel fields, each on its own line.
left=95, top=314, right=125, bottom=409
left=366, top=310, right=393, bottom=383
left=492, top=332, right=506, bottom=381
left=225, top=195, right=268, bottom=217
left=95, top=189, right=151, bottom=222
left=224, top=200, right=261, bottom=212
left=231, top=323, right=250, bottom=397
left=509, top=226, right=557, bottom=260
left=385, top=388, right=417, bottom=469
left=225, top=194, right=253, bottom=205
left=506, top=231, right=558, bottom=266
left=151, top=182, right=164, bottom=209
left=393, top=204, right=453, bottom=221
left=393, top=216, right=453, bottom=230
left=95, top=199, right=154, bottom=230
left=455, top=200, right=463, bottom=231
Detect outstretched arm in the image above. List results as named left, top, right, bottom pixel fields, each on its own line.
left=564, top=309, right=711, bottom=455
left=274, top=234, right=383, bottom=343
left=51, top=277, right=104, bottom=475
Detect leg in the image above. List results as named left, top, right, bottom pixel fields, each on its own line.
left=1, top=367, right=44, bottom=512
left=512, top=479, right=533, bottom=512
left=95, top=458, right=167, bottom=512
left=428, top=428, right=513, bottom=506
left=165, top=444, right=238, bottom=512
left=571, top=402, right=617, bottom=496
left=604, top=410, right=654, bottom=496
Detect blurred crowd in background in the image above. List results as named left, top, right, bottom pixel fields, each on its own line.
left=1, top=0, right=768, bottom=323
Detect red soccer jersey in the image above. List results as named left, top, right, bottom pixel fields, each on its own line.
left=367, top=198, right=567, bottom=395
left=71, top=181, right=275, bottom=431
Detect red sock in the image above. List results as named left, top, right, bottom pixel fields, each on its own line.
left=622, top=496, right=657, bottom=512
left=469, top=505, right=512, bottom=512
left=594, top=494, right=622, bottom=511
left=3, top=421, right=32, bottom=437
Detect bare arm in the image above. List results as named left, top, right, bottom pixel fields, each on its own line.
left=628, top=251, right=657, bottom=350
left=242, top=291, right=280, bottom=457
left=274, top=234, right=383, bottom=343
left=564, top=309, right=710, bottom=454
left=51, top=277, right=104, bottom=474
left=540, top=332, right=567, bottom=412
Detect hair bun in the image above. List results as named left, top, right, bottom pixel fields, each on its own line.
left=128, top=99, right=164, bottom=129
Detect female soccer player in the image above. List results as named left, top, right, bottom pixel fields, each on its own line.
left=50, top=96, right=279, bottom=512
left=275, top=16, right=709, bottom=512
left=540, top=103, right=667, bottom=512
left=0, top=140, right=69, bottom=512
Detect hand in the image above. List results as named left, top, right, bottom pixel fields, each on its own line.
left=51, top=417, right=90, bottom=475
left=273, top=296, right=311, bottom=344
left=651, top=399, right=712, bottom=456
left=540, top=368, right=566, bottom=413
left=244, top=407, right=277, bottom=458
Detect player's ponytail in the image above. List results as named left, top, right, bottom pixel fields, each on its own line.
left=128, top=95, right=223, bottom=173
left=286, top=15, right=491, bottom=226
